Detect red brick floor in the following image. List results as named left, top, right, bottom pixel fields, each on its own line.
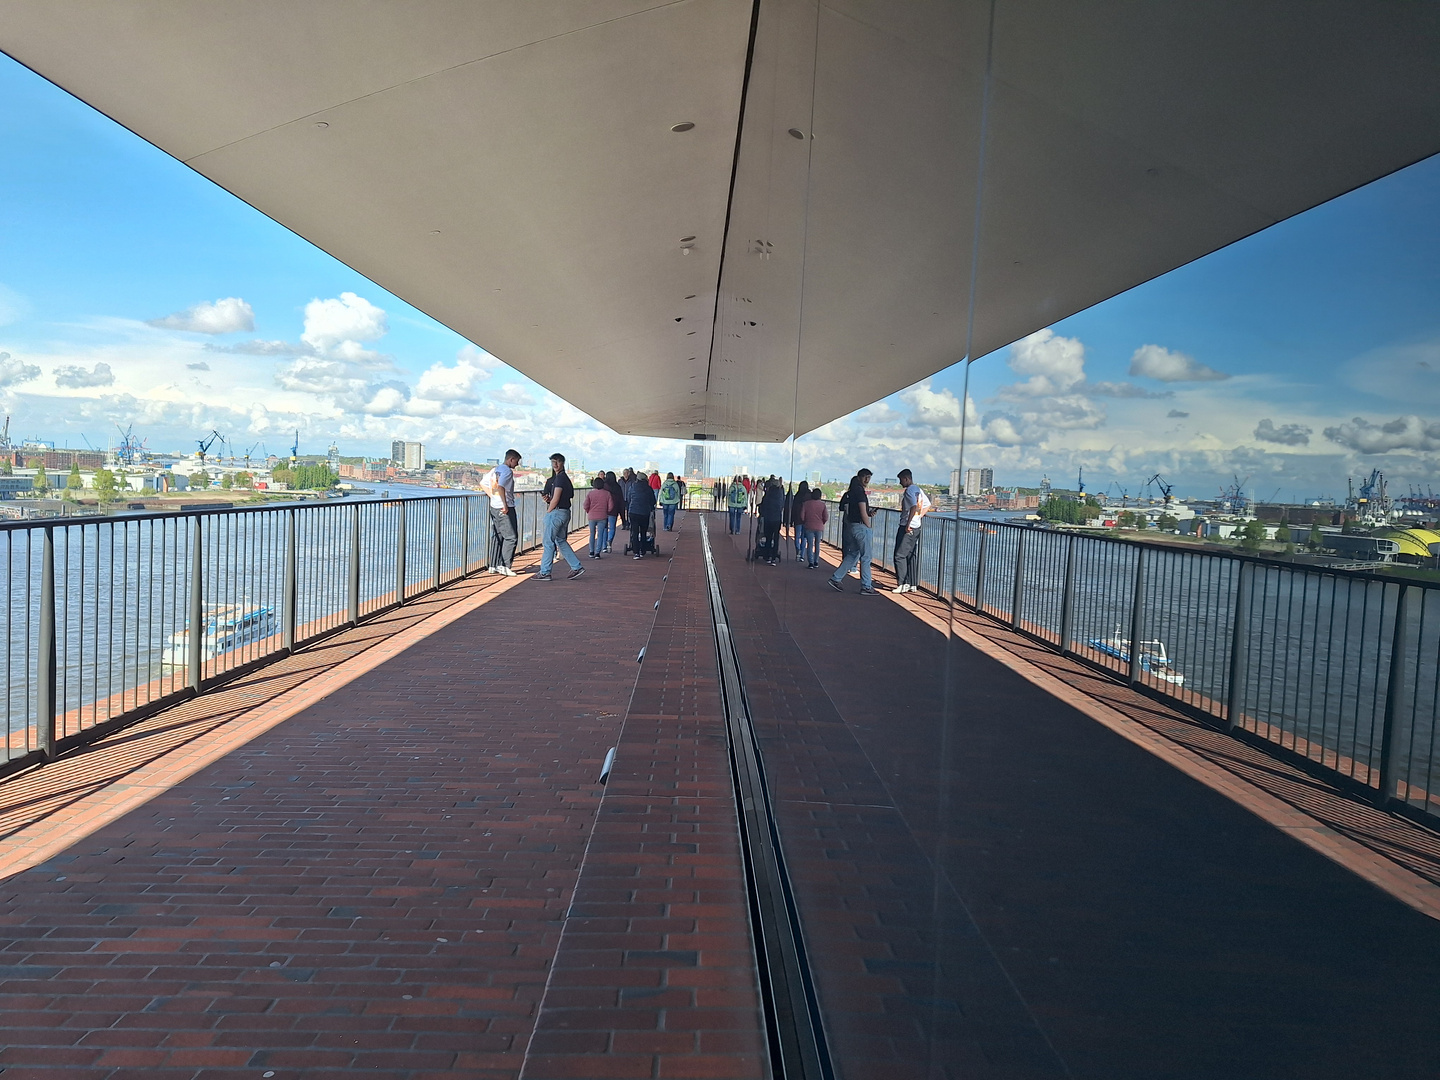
left=713, top=514, right=1440, bottom=1080
left=0, top=535, right=687, bottom=1078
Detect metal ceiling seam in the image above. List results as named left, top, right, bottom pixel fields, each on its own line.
left=177, top=0, right=700, bottom=164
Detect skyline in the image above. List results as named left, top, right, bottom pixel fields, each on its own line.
left=2, top=53, right=1438, bottom=502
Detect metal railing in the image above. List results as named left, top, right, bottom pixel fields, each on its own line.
left=1, top=491, right=585, bottom=778
left=818, top=505, right=1440, bottom=824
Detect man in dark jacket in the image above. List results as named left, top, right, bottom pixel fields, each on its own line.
left=626, top=474, right=657, bottom=558
left=758, top=478, right=785, bottom=565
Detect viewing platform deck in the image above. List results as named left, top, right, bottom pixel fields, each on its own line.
left=1, top=511, right=1439, bottom=1079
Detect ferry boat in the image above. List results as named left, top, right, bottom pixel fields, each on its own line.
left=1087, top=627, right=1186, bottom=685
left=160, top=604, right=278, bottom=667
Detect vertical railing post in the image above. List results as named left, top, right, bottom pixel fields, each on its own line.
left=348, top=502, right=361, bottom=626
left=432, top=498, right=443, bottom=590
left=1377, top=583, right=1413, bottom=807
left=1058, top=533, right=1077, bottom=656
left=1010, top=527, right=1027, bottom=630
left=37, top=525, right=56, bottom=758
left=1225, top=560, right=1254, bottom=730
left=462, top=497, right=472, bottom=576
left=1128, top=544, right=1147, bottom=686
left=973, top=524, right=988, bottom=612
left=189, top=517, right=204, bottom=691
left=283, top=508, right=297, bottom=651
left=395, top=500, right=407, bottom=606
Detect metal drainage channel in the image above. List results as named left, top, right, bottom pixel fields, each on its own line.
left=699, top=517, right=832, bottom=1080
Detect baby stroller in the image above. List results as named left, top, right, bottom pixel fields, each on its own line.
left=624, top=526, right=661, bottom=557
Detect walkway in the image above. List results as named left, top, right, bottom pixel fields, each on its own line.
left=711, top=515, right=1440, bottom=1080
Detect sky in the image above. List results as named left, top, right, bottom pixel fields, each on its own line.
left=2, top=52, right=1438, bottom=502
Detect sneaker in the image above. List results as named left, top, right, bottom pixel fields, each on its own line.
left=497, top=565, right=517, bottom=576
left=568, top=566, right=586, bottom=580
left=634, top=555, right=643, bottom=560
left=891, top=585, right=906, bottom=593
left=828, top=579, right=843, bottom=592
left=536, top=572, right=552, bottom=581
left=860, top=586, right=878, bottom=595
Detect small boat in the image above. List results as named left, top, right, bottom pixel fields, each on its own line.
left=161, top=604, right=278, bottom=667
left=1087, top=627, right=1185, bottom=685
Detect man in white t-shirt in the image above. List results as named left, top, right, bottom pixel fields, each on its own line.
left=892, top=468, right=930, bottom=593
left=483, top=449, right=522, bottom=575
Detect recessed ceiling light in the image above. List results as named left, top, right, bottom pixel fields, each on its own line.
left=680, top=236, right=696, bottom=244
left=671, top=122, right=695, bottom=132
left=429, top=230, right=441, bottom=236
left=684, top=294, right=696, bottom=299
left=787, top=128, right=804, bottom=139
left=314, top=121, right=330, bottom=129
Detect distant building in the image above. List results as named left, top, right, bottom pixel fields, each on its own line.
left=949, top=469, right=962, bottom=497
left=1040, top=475, right=1051, bottom=499
left=390, top=439, right=406, bottom=464
left=391, top=441, right=424, bottom=471
left=684, top=444, right=710, bottom=479
left=964, top=467, right=993, bottom=497
left=809, top=470, right=822, bottom=486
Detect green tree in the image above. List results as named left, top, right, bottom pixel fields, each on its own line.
left=1240, top=519, right=1267, bottom=552
left=234, top=471, right=253, bottom=489
left=33, top=464, right=48, bottom=494
left=270, top=467, right=295, bottom=488
left=1274, top=522, right=1291, bottom=544
left=66, top=463, right=83, bottom=490
left=1157, top=513, right=1178, bottom=532
left=92, top=468, right=118, bottom=506
left=1307, top=523, right=1323, bottom=550
left=1, top=459, right=11, bottom=476
left=220, top=472, right=234, bottom=490
left=1117, top=510, right=1138, bottom=529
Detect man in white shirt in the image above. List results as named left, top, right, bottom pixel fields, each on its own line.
left=483, top=449, right=522, bottom=575
left=893, top=468, right=929, bottom=593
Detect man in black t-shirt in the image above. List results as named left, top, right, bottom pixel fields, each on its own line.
left=538, top=453, right=584, bottom=580
left=829, top=468, right=876, bottom=593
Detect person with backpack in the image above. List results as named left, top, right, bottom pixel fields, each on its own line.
left=481, top=448, right=522, bottom=576
left=727, top=476, right=748, bottom=534
left=893, top=468, right=931, bottom=593
left=659, top=473, right=683, bottom=531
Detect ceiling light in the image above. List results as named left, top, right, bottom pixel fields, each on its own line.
left=788, top=128, right=804, bottom=139
left=684, top=294, right=696, bottom=299
left=314, top=121, right=329, bottom=129
left=680, top=236, right=696, bottom=243
left=671, top=122, right=695, bottom=132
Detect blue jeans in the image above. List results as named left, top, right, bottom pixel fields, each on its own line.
left=829, top=523, right=872, bottom=588
left=728, top=507, right=743, bottom=532
left=662, top=505, right=677, bottom=530
left=588, top=520, right=606, bottom=555
left=541, top=508, right=581, bottom=574
left=606, top=514, right=618, bottom=550
left=802, top=527, right=822, bottom=566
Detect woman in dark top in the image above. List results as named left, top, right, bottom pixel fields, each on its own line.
left=790, top=481, right=810, bottom=560
left=604, top=470, right=625, bottom=553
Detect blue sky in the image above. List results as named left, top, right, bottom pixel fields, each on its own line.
left=2, top=51, right=1438, bottom=500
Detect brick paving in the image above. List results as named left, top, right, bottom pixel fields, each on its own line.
left=712, top=513, right=1440, bottom=1080
left=0, top=538, right=676, bottom=1078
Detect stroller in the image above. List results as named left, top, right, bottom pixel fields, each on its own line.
left=624, top=518, right=662, bottom=557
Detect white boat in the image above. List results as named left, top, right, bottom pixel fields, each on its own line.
left=1087, top=627, right=1186, bottom=685
left=160, top=604, right=278, bottom=667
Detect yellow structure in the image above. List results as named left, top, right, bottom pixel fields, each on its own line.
left=1378, top=528, right=1440, bottom=560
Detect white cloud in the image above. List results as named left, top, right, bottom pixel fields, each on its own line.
left=1003, top=329, right=1085, bottom=397
left=1254, top=418, right=1312, bottom=446
left=415, top=348, right=496, bottom=402
left=1087, top=380, right=1172, bottom=399
left=1323, top=415, right=1440, bottom=454
left=147, top=297, right=255, bottom=334
left=492, top=382, right=535, bottom=407
left=361, top=385, right=409, bottom=416
left=301, top=292, right=387, bottom=353
left=1129, top=344, right=1229, bottom=382
left=54, top=362, right=115, bottom=388
left=207, top=338, right=311, bottom=357
left=0, top=351, right=41, bottom=388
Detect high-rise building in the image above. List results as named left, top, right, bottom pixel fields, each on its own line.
left=950, top=469, right=963, bottom=497
left=403, top=442, right=425, bottom=471
left=390, top=439, right=406, bottom=465
left=963, top=467, right=993, bottom=497
left=684, top=444, right=710, bottom=479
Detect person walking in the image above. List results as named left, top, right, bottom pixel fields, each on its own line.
left=604, top=470, right=625, bottom=553
left=758, top=478, right=785, bottom=564
left=627, top=469, right=657, bottom=557
left=829, top=469, right=876, bottom=594
left=799, top=487, right=828, bottom=568
left=481, top=448, right=521, bottom=576
left=789, top=480, right=810, bottom=561
left=538, top=453, right=584, bottom=580
left=892, top=468, right=930, bottom=593
left=584, top=475, right=613, bottom=559
left=659, top=472, right=683, bottom=531
left=727, top=475, right=748, bottom=534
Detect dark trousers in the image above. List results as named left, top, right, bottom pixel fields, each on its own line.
left=630, top=513, right=651, bottom=554
left=490, top=505, right=518, bottom=568
left=760, top=517, right=782, bottom=559
left=894, top=526, right=921, bottom=587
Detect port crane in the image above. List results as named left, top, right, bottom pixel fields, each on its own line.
left=0, top=415, right=10, bottom=451
left=1145, top=473, right=1175, bottom=507
left=243, top=441, right=265, bottom=469
left=289, top=430, right=299, bottom=467
left=114, top=424, right=147, bottom=466
left=196, top=429, right=223, bottom=463
left=1076, top=466, right=1085, bottom=495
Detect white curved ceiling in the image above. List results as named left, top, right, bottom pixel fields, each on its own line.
left=3, top=1, right=1438, bottom=441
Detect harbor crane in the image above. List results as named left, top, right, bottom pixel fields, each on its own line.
left=196, top=429, right=223, bottom=463
left=1076, top=465, right=1085, bottom=495
left=243, top=441, right=264, bottom=469
left=289, top=430, right=299, bottom=467
left=114, top=424, right=146, bottom=466
left=0, top=415, right=10, bottom=450
left=1145, top=473, right=1175, bottom=507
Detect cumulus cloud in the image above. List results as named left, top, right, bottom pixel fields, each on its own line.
left=1129, top=344, right=1229, bottom=382
left=54, top=362, right=115, bottom=389
left=980, top=394, right=1105, bottom=446
left=899, top=381, right=971, bottom=430
left=491, top=382, right=535, bottom=407
left=1003, top=329, right=1086, bottom=398
left=147, top=297, right=255, bottom=334
left=0, top=351, right=41, bottom=388
left=1324, top=415, right=1440, bottom=454
left=301, top=292, right=387, bottom=353
left=1254, top=418, right=1312, bottom=446
left=414, top=349, right=496, bottom=402
left=1087, top=380, right=1173, bottom=399
left=1167, top=409, right=1190, bottom=418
